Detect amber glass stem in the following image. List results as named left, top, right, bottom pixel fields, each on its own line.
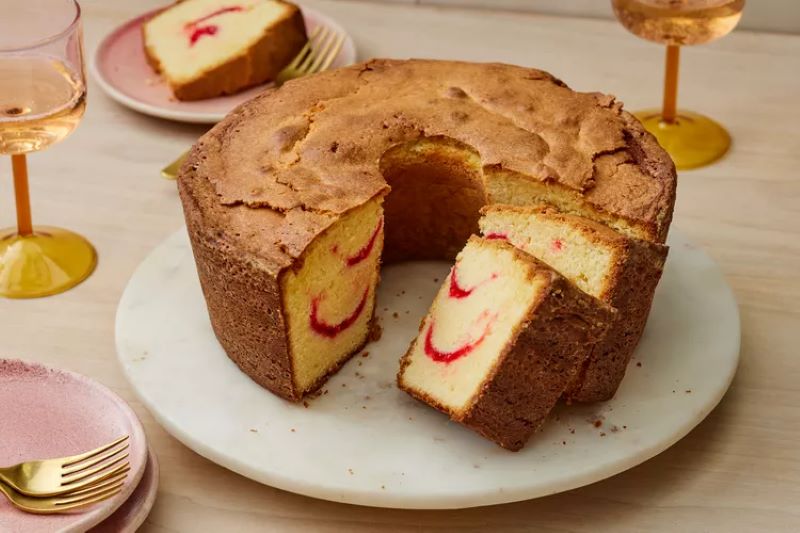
left=662, top=45, right=680, bottom=124
left=11, top=154, right=33, bottom=237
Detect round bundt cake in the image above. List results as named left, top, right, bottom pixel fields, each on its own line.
left=178, top=58, right=676, bottom=402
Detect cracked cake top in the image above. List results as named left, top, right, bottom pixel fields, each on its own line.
left=179, top=59, right=676, bottom=273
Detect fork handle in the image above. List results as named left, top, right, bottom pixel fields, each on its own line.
left=0, top=467, right=17, bottom=494
left=0, top=479, right=17, bottom=507
left=0, top=479, right=45, bottom=514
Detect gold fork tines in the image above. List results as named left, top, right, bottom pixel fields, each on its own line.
left=276, top=26, right=323, bottom=84
left=161, top=25, right=344, bottom=180
left=0, top=435, right=130, bottom=498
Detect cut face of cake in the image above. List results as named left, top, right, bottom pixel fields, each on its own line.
left=281, top=198, right=384, bottom=395
left=397, top=236, right=614, bottom=451
left=143, top=0, right=307, bottom=100
left=479, top=205, right=668, bottom=402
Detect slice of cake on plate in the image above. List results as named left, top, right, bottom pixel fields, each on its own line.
left=397, top=236, right=614, bottom=451
left=479, top=205, right=668, bottom=403
left=143, top=0, right=307, bottom=100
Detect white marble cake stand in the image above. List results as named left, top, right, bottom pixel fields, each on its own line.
left=116, top=228, right=740, bottom=509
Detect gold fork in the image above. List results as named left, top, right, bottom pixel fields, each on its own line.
left=0, top=473, right=127, bottom=514
left=161, top=25, right=346, bottom=180
left=0, top=435, right=130, bottom=498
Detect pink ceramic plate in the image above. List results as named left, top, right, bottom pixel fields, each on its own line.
left=0, top=359, right=148, bottom=533
left=90, top=448, right=159, bottom=533
left=91, top=4, right=358, bottom=123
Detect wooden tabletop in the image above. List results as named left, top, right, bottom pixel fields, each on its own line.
left=2, top=0, right=799, bottom=530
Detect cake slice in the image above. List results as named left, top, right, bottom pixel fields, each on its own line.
left=143, top=0, right=307, bottom=101
left=397, top=236, right=614, bottom=451
left=479, top=205, right=668, bottom=403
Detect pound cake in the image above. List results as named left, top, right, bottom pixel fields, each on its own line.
left=178, top=59, right=676, bottom=402
left=397, top=236, right=614, bottom=451
left=480, top=205, right=668, bottom=402
left=143, top=0, right=307, bottom=100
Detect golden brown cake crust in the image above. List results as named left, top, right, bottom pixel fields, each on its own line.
left=179, top=167, right=298, bottom=399
left=397, top=238, right=615, bottom=451
left=144, top=1, right=307, bottom=101
left=564, top=235, right=668, bottom=402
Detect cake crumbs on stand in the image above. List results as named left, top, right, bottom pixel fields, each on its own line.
left=600, top=432, right=606, bottom=437
left=347, top=468, right=354, bottom=475
left=392, top=312, right=399, bottom=318
left=305, top=387, right=325, bottom=400
left=249, top=428, right=258, bottom=433
left=290, top=428, right=296, bottom=432
left=636, top=361, right=642, bottom=367
left=302, top=401, right=309, bottom=408
left=685, top=389, right=692, bottom=393
left=368, top=320, right=383, bottom=342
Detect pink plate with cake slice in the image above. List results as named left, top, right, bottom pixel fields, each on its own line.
left=90, top=4, right=357, bottom=123
left=0, top=359, right=148, bottom=533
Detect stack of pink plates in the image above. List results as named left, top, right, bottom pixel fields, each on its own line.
left=0, top=359, right=159, bottom=533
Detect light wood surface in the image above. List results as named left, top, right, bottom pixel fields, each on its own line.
left=368, top=0, right=800, bottom=35
left=1, top=0, right=799, bottom=531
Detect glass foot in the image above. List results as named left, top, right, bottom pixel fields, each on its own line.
left=0, top=226, right=97, bottom=298
left=634, top=109, right=731, bottom=170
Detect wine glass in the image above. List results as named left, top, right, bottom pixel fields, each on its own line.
left=0, top=0, right=96, bottom=298
left=611, top=0, right=745, bottom=169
